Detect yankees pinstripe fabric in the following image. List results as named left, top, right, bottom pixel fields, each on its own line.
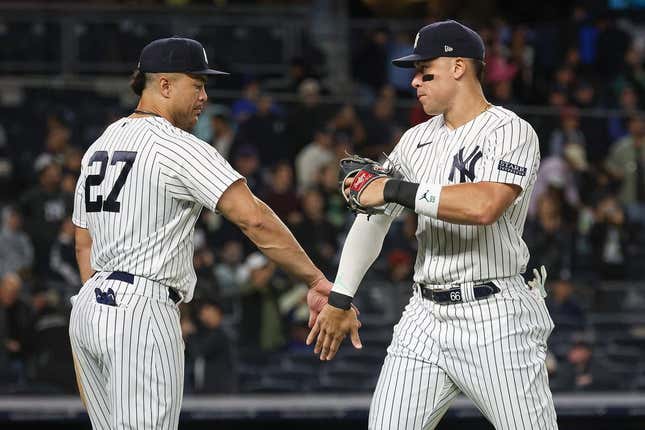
left=70, top=116, right=242, bottom=429
left=371, top=106, right=557, bottom=429
left=384, top=106, right=539, bottom=284
left=69, top=272, right=184, bottom=429
left=72, top=116, right=242, bottom=302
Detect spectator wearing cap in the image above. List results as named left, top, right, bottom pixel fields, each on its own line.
left=295, top=125, right=335, bottom=191
left=19, top=157, right=73, bottom=277
left=0, top=206, right=34, bottom=278
left=238, top=253, right=286, bottom=357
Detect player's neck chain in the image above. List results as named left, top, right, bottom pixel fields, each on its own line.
left=133, top=109, right=163, bottom=118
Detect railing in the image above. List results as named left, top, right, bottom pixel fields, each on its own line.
left=0, top=393, right=644, bottom=421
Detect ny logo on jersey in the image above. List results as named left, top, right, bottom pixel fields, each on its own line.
left=448, top=146, right=482, bottom=183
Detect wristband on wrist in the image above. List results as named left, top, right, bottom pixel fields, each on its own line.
left=383, top=179, right=418, bottom=208
left=328, top=291, right=352, bottom=310
left=414, top=183, right=442, bottom=218
left=383, top=180, right=442, bottom=219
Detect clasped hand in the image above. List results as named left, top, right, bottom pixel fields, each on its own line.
left=306, top=304, right=362, bottom=361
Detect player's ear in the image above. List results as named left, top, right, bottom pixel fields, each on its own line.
left=453, top=58, right=467, bottom=80
left=158, top=74, right=173, bottom=98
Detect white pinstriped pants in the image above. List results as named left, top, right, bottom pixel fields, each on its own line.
left=369, top=276, right=557, bottom=430
left=69, top=272, right=184, bottom=429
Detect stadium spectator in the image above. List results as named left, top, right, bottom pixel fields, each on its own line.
left=0, top=273, right=33, bottom=385
left=546, top=277, right=586, bottom=331
left=550, top=339, right=619, bottom=391
left=239, top=253, right=286, bottom=357
left=261, top=161, right=300, bottom=224
left=524, top=193, right=575, bottom=279
left=185, top=300, right=236, bottom=394
left=606, top=114, right=645, bottom=224
left=290, top=189, right=338, bottom=277
left=529, top=142, right=588, bottom=219
left=0, top=206, right=34, bottom=278
left=285, top=78, right=332, bottom=160
left=231, top=144, right=262, bottom=194
left=589, top=195, right=629, bottom=280
left=210, top=108, right=236, bottom=161
left=19, top=157, right=72, bottom=277
left=48, top=217, right=80, bottom=292
left=548, top=106, right=586, bottom=157
left=28, top=288, right=75, bottom=393
left=234, top=94, right=286, bottom=165
left=295, top=126, right=335, bottom=191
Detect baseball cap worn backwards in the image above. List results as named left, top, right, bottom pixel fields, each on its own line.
left=138, top=37, right=229, bottom=75
left=392, top=20, right=485, bottom=68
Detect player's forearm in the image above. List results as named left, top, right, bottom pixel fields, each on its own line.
left=330, top=213, right=393, bottom=308
left=241, top=199, right=325, bottom=288
left=383, top=180, right=517, bottom=225
left=75, top=246, right=93, bottom=284
left=74, top=227, right=95, bottom=284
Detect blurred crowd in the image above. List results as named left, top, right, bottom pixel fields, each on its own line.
left=2, top=6, right=645, bottom=394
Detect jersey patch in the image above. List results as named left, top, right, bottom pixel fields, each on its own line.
left=497, top=160, right=527, bottom=177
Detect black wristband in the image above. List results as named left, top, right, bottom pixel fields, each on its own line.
left=328, top=291, right=352, bottom=310
left=383, top=179, right=419, bottom=210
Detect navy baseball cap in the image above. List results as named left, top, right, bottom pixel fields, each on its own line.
left=138, top=37, right=229, bottom=75
left=392, top=20, right=485, bottom=68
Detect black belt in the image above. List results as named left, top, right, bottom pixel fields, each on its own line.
left=417, top=281, right=500, bottom=305
left=106, top=271, right=182, bottom=304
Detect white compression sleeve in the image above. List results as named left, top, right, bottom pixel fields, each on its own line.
left=332, top=213, right=394, bottom=298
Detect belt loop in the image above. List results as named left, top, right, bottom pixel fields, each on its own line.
left=460, top=283, right=475, bottom=302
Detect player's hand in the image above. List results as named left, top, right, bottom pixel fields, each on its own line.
left=342, top=177, right=389, bottom=207
left=527, top=265, right=547, bottom=298
left=306, top=304, right=362, bottom=361
left=307, top=278, right=360, bottom=328
left=307, top=278, right=332, bottom=328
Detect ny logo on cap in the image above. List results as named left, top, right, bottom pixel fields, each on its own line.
left=202, top=47, right=208, bottom=63
left=444, top=45, right=454, bottom=52
left=414, top=33, right=420, bottom=49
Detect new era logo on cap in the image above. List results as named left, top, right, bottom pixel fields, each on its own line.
left=392, top=20, right=485, bottom=68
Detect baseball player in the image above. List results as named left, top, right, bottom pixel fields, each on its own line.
left=307, top=20, right=557, bottom=429
left=69, top=37, right=360, bottom=430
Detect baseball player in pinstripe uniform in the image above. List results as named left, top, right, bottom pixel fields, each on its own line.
left=307, top=20, right=557, bottom=429
left=69, top=37, right=360, bottom=429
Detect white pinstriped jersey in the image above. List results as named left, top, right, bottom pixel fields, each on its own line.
left=384, top=105, right=539, bottom=285
left=72, top=116, right=242, bottom=302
